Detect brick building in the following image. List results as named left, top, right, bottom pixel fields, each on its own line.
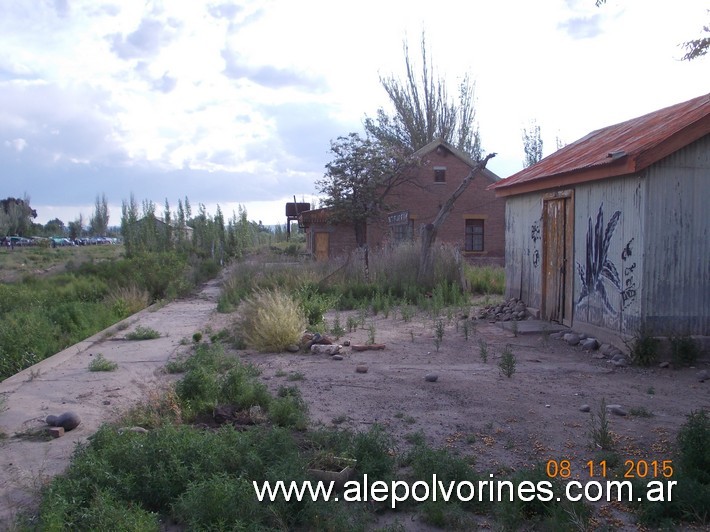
left=300, top=139, right=506, bottom=264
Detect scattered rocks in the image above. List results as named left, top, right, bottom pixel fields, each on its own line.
left=697, top=370, right=709, bottom=383
left=285, top=344, right=300, bottom=353
left=342, top=340, right=351, bottom=347
left=580, top=338, right=599, bottom=351
left=563, top=333, right=581, bottom=346
left=424, top=373, right=438, bottom=382
left=48, top=427, right=64, bottom=438
left=331, top=354, right=344, bottom=361
left=659, top=361, right=670, bottom=369
left=478, top=298, right=530, bottom=322
left=579, top=404, right=591, bottom=412
left=550, top=332, right=565, bottom=340
left=355, top=365, right=368, bottom=374
left=611, top=358, right=629, bottom=367
left=46, top=411, right=81, bottom=432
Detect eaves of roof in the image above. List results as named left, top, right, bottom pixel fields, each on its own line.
left=490, top=92, right=710, bottom=197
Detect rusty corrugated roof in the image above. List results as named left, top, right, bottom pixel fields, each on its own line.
left=490, top=92, right=710, bottom=196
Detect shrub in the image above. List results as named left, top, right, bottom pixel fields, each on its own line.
left=104, top=284, right=151, bottom=317
left=629, top=326, right=659, bottom=366
left=88, top=354, right=118, bottom=372
left=670, top=333, right=700, bottom=367
left=498, top=344, right=516, bottom=378
left=125, top=326, right=161, bottom=340
left=236, top=288, right=306, bottom=352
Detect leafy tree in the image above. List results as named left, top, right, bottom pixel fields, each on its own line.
left=316, top=132, right=413, bottom=248
left=67, top=214, right=84, bottom=240
left=44, top=218, right=65, bottom=235
left=364, top=32, right=482, bottom=158
left=0, top=196, right=37, bottom=236
left=522, top=120, right=543, bottom=167
left=89, top=193, right=109, bottom=236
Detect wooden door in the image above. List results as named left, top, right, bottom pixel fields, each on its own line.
left=542, top=193, right=573, bottom=325
left=314, top=232, right=329, bottom=261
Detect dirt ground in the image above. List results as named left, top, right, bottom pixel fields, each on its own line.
left=237, top=308, right=710, bottom=529
left=1, top=273, right=708, bottom=529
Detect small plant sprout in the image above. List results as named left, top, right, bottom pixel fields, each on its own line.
left=434, top=319, right=445, bottom=351
left=478, top=338, right=489, bottom=363
left=346, top=315, right=358, bottom=333
left=367, top=322, right=376, bottom=345
left=330, top=313, right=345, bottom=340
left=192, top=332, right=203, bottom=343
left=498, top=344, right=516, bottom=378
left=588, top=398, right=614, bottom=450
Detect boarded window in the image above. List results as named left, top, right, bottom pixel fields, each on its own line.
left=434, top=167, right=446, bottom=183
left=465, top=219, right=484, bottom=252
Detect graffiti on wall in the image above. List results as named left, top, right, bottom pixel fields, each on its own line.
left=576, top=203, right=622, bottom=314
left=530, top=219, right=541, bottom=268
left=621, top=237, right=637, bottom=310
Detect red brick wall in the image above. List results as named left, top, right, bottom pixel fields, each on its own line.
left=368, top=147, right=506, bottom=265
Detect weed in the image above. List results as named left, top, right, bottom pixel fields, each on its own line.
left=287, top=372, right=305, bottom=382
left=330, top=313, right=345, bottom=340
left=410, top=330, right=415, bottom=342
left=400, top=304, right=414, bottom=323
left=346, top=315, right=358, bottom=333
left=332, top=414, right=348, bottom=425
left=433, top=319, right=445, bottom=351
left=646, top=386, right=655, bottom=395
left=670, top=333, right=700, bottom=367
left=478, top=339, right=489, bottom=363
left=461, top=319, right=471, bottom=341
left=88, top=354, right=118, bottom=372
left=628, top=326, right=659, bottom=366
left=192, top=332, right=202, bottom=343
left=588, top=398, right=614, bottom=450
left=498, top=344, right=516, bottom=378
left=541, top=323, right=551, bottom=347
left=125, top=326, right=161, bottom=341
left=367, top=322, right=376, bottom=345
left=274, top=369, right=287, bottom=377
left=629, top=406, right=654, bottom=418
left=235, top=288, right=306, bottom=352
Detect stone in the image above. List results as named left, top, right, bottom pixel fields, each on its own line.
left=607, top=405, right=627, bottom=416
left=310, top=344, right=341, bottom=356
left=612, top=358, right=629, bottom=367
left=424, top=373, right=438, bottom=382
left=343, top=340, right=351, bottom=347
left=331, top=354, right=344, bottom=361
left=579, top=404, right=591, bottom=412
left=592, top=353, right=606, bottom=359
left=697, top=370, right=709, bottom=383
left=355, top=365, right=368, bottom=374
left=46, top=411, right=81, bottom=431
left=550, top=332, right=564, bottom=340
left=581, top=338, right=599, bottom=351
left=563, top=333, right=581, bottom=346
left=48, top=427, right=64, bottom=438
left=285, top=344, right=300, bottom=353
left=659, top=361, right=670, bottom=369
left=599, top=343, right=613, bottom=355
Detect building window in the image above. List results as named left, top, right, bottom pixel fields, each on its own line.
left=465, top=219, right=484, bottom=252
left=434, top=166, right=446, bottom=183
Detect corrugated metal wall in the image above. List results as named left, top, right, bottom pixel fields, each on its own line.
left=642, top=135, right=710, bottom=336
left=573, top=175, right=645, bottom=334
left=504, top=195, right=542, bottom=310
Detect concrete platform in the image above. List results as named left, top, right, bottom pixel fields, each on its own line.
left=496, top=320, right=568, bottom=335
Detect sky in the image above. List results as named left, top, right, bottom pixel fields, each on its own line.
left=1, top=0, right=708, bottom=228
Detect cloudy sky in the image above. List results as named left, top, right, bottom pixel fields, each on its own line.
left=1, top=0, right=707, bottom=227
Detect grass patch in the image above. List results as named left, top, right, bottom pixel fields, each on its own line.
left=88, top=354, right=118, bottom=372
left=235, top=288, right=306, bottom=352
left=125, top=326, right=161, bottom=340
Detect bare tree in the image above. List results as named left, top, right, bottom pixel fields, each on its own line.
left=418, top=153, right=496, bottom=285
left=365, top=32, right=482, bottom=159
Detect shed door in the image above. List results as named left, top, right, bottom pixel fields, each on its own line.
left=542, top=194, right=574, bottom=325
left=314, top=232, right=329, bottom=261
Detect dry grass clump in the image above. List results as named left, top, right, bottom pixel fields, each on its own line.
left=104, top=284, right=151, bottom=316
left=236, top=288, right=306, bottom=352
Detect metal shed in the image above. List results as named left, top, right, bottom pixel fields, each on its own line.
left=490, top=93, right=710, bottom=346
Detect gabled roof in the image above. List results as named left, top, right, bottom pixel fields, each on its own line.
left=413, top=139, right=501, bottom=183
left=491, top=92, right=710, bottom=197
